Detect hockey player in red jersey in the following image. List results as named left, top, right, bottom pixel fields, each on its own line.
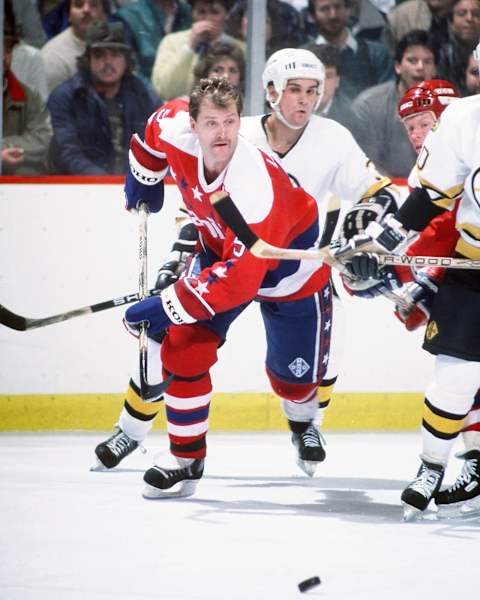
left=336, top=57, right=480, bottom=519
left=95, top=77, right=339, bottom=498
left=93, top=49, right=400, bottom=483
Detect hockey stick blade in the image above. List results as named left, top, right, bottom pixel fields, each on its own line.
left=0, top=288, right=162, bottom=332
left=210, top=192, right=480, bottom=271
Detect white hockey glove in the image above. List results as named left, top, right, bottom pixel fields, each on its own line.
left=335, top=214, right=414, bottom=273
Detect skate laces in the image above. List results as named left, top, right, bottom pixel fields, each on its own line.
left=410, top=464, right=443, bottom=498
left=301, top=424, right=325, bottom=448
left=154, top=465, right=191, bottom=480
left=154, top=459, right=202, bottom=480
left=106, top=431, right=140, bottom=458
left=447, top=457, right=478, bottom=492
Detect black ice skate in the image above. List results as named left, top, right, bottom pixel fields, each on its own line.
left=143, top=458, right=204, bottom=499
left=291, top=422, right=326, bottom=477
left=435, top=449, right=480, bottom=519
left=401, top=459, right=445, bottom=521
left=91, top=428, right=142, bottom=470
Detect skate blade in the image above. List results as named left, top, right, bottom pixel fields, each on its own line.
left=142, top=479, right=199, bottom=500
left=90, top=457, right=110, bottom=472
left=437, top=497, right=480, bottom=520
left=296, top=458, right=317, bottom=478
left=402, top=502, right=423, bottom=522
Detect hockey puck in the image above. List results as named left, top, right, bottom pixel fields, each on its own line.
left=298, top=576, right=321, bottom=592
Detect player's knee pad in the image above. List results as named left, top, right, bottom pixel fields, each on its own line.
left=161, top=324, right=220, bottom=397
left=267, top=371, right=319, bottom=422
left=426, top=355, right=480, bottom=415
left=161, top=324, right=220, bottom=377
left=267, top=369, right=318, bottom=402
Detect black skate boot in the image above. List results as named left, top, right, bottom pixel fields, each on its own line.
left=92, top=428, right=141, bottom=470
left=291, top=421, right=326, bottom=477
left=143, top=458, right=204, bottom=499
left=435, top=449, right=480, bottom=519
left=401, top=459, right=445, bottom=521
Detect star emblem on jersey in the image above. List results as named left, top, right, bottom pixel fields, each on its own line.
left=192, top=186, right=203, bottom=202
left=324, top=319, right=331, bottom=332
left=288, top=357, right=310, bottom=378
left=195, top=280, right=210, bottom=296
left=212, top=266, right=227, bottom=278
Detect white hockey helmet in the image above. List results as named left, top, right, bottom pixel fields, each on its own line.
left=262, top=48, right=325, bottom=111
left=474, top=41, right=480, bottom=70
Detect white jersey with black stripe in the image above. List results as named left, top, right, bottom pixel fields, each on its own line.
left=416, top=95, right=480, bottom=259
left=240, top=113, right=391, bottom=245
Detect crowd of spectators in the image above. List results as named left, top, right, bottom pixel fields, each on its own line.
left=2, top=0, right=480, bottom=177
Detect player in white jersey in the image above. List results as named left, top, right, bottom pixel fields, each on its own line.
left=93, top=49, right=398, bottom=480
left=239, top=48, right=398, bottom=473
left=336, top=45, right=480, bottom=519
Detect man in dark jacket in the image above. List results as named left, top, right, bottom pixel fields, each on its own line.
left=48, top=20, right=159, bottom=174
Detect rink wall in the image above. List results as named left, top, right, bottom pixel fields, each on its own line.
left=0, top=178, right=431, bottom=432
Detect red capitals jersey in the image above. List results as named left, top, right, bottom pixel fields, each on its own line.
left=130, top=100, right=326, bottom=322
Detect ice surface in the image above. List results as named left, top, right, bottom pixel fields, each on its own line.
left=1, top=432, right=478, bottom=600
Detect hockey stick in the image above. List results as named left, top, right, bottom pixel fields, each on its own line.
left=210, top=191, right=480, bottom=271
left=209, top=191, right=348, bottom=272
left=209, top=191, right=410, bottom=310
left=0, top=289, right=162, bottom=332
left=137, top=204, right=173, bottom=401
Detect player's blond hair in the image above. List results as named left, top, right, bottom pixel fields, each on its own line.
left=189, top=77, right=243, bottom=121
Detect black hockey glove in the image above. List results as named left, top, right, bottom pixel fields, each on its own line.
left=155, top=222, right=199, bottom=290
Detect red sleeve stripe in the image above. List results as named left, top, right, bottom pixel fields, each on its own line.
left=130, top=133, right=167, bottom=172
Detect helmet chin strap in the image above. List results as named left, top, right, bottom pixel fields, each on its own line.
left=272, top=104, right=306, bottom=130
left=268, top=95, right=307, bottom=131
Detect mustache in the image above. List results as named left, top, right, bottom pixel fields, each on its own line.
left=97, top=64, right=118, bottom=75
